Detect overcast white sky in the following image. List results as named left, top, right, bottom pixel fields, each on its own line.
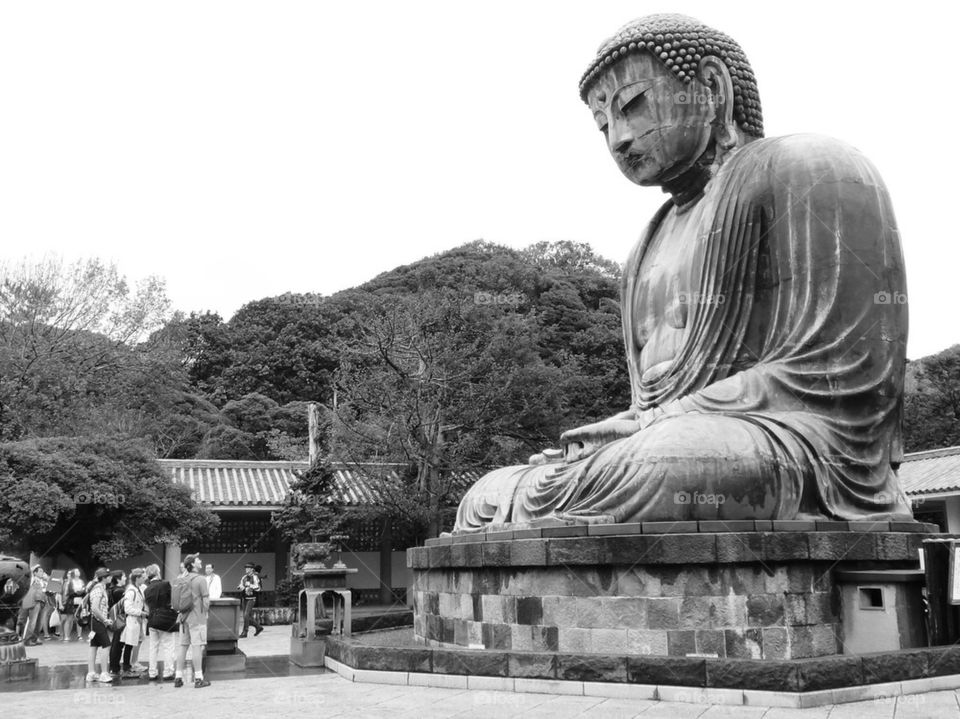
left=1, top=1, right=957, bottom=359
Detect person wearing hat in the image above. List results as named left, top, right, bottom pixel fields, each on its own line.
left=237, top=562, right=262, bottom=638
left=85, top=567, right=113, bottom=683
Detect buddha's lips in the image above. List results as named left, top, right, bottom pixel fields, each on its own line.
left=624, top=154, right=647, bottom=170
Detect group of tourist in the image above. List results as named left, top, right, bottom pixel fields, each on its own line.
left=17, top=555, right=264, bottom=688
left=15, top=566, right=85, bottom=645
left=84, top=554, right=212, bottom=688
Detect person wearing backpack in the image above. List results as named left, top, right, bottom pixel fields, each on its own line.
left=173, top=553, right=211, bottom=689
left=237, top=562, right=263, bottom=638
left=84, top=568, right=113, bottom=684
left=142, top=564, right=176, bottom=680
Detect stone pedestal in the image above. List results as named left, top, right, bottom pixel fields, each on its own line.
left=0, top=635, right=37, bottom=682
left=206, top=598, right=245, bottom=672
left=408, top=523, right=934, bottom=661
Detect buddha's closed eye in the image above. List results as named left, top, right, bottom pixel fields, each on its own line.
left=618, top=87, right=647, bottom=114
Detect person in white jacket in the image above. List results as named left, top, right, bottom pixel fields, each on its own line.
left=204, top=564, right=222, bottom=600
left=120, top=568, right=148, bottom=677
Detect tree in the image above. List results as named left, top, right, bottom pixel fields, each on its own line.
left=904, top=345, right=960, bottom=451
left=271, top=449, right=344, bottom=547
left=521, top=239, right=621, bottom=278
left=148, top=311, right=233, bottom=401
left=0, top=436, right=218, bottom=573
left=0, top=257, right=171, bottom=440
left=193, top=393, right=310, bottom=461
left=328, top=289, right=569, bottom=536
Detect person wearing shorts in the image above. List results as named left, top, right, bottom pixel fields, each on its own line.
left=85, top=568, right=112, bottom=683
left=174, top=553, right=210, bottom=689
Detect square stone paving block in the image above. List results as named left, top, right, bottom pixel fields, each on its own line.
left=557, top=653, right=628, bottom=682
left=724, top=628, right=763, bottom=659
left=587, top=522, right=644, bottom=536
left=482, top=541, right=511, bottom=566
left=641, top=521, right=698, bottom=533
left=861, top=647, right=928, bottom=684
left=696, top=629, right=726, bottom=657
left=432, top=648, right=509, bottom=677
left=646, top=596, right=681, bottom=629
left=795, top=654, right=863, bottom=691
left=705, top=657, right=800, bottom=692
left=547, top=536, right=609, bottom=565
left=507, top=651, right=557, bottom=678
left=510, top=539, right=546, bottom=566
left=627, top=655, right=706, bottom=687
left=698, top=520, right=755, bottom=533
left=667, top=629, right=696, bottom=656
left=558, top=627, right=591, bottom=653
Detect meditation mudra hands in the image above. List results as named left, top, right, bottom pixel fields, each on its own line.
left=529, top=410, right=654, bottom=464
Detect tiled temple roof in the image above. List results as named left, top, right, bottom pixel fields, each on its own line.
left=899, top=446, right=960, bottom=497
left=160, top=459, right=481, bottom=509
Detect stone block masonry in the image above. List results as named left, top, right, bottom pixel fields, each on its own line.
left=408, top=530, right=928, bottom=660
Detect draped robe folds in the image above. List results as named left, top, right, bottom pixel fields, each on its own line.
left=454, top=134, right=913, bottom=531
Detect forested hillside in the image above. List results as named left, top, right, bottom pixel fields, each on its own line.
left=2, top=246, right=957, bottom=465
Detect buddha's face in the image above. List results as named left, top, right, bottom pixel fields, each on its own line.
left=587, top=52, right=716, bottom=186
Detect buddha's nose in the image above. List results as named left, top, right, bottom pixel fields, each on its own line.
left=609, top=124, right=634, bottom=155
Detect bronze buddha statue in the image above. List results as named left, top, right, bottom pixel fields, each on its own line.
left=455, top=13, right=911, bottom=530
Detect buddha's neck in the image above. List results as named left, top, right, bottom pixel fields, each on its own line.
left=662, top=162, right=712, bottom=211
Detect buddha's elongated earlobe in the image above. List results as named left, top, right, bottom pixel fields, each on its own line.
left=698, top=56, right=738, bottom=152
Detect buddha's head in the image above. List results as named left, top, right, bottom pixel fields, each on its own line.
left=580, top=14, right=763, bottom=188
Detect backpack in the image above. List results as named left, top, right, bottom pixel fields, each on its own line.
left=170, top=575, right=194, bottom=613
left=144, top=579, right=179, bottom=632
left=75, top=592, right=92, bottom=627
left=108, top=597, right=126, bottom=631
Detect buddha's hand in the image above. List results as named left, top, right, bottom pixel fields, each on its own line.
left=560, top=418, right=643, bottom=462
left=529, top=448, right=564, bottom=465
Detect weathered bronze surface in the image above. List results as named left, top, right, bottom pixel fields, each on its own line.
left=455, top=13, right=911, bottom=529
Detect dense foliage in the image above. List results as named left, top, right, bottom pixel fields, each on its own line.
left=904, top=345, right=960, bottom=452
left=3, top=244, right=958, bottom=543
left=0, top=436, right=218, bottom=572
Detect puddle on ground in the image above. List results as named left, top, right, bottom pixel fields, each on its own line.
left=0, top=654, right=325, bottom=693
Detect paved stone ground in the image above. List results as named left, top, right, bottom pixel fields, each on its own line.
left=24, top=604, right=406, bottom=665
left=4, top=672, right=960, bottom=717
left=23, top=623, right=291, bottom=664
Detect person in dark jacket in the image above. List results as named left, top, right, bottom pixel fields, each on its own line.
left=142, top=564, right=177, bottom=680
left=237, top=562, right=263, bottom=638
left=60, top=568, right=85, bottom=641
left=106, top=570, right=126, bottom=679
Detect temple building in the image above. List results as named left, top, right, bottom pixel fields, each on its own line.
left=899, top=446, right=960, bottom=532
left=152, top=459, right=478, bottom=604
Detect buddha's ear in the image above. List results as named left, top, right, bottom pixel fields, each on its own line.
left=698, top=55, right=737, bottom=151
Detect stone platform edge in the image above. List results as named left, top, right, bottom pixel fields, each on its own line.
left=409, top=530, right=928, bottom=568
left=422, top=520, right=937, bottom=546
left=322, top=637, right=960, bottom=709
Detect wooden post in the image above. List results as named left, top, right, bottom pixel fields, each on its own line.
left=923, top=538, right=958, bottom=645
left=379, top=517, right=393, bottom=605
left=308, top=403, right=319, bottom=465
